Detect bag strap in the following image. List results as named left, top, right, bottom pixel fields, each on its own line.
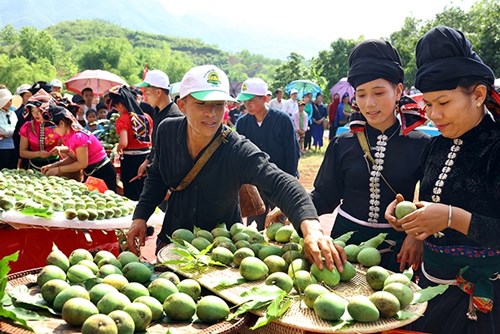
left=356, top=131, right=375, bottom=164
left=356, top=131, right=398, bottom=195
left=170, top=126, right=232, bottom=192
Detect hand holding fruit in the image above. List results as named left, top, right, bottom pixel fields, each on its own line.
left=39, top=150, right=52, bottom=158
left=265, top=207, right=287, bottom=228
left=127, top=219, right=148, bottom=255
left=301, top=219, right=346, bottom=272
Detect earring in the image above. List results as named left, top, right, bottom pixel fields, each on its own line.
left=477, top=102, right=481, bottom=108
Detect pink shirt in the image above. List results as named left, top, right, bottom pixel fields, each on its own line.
left=19, top=121, right=61, bottom=152
left=63, top=130, right=107, bottom=165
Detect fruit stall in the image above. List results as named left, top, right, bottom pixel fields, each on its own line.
left=0, top=168, right=134, bottom=274
left=1, top=217, right=446, bottom=334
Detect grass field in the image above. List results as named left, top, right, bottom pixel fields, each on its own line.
left=297, top=138, right=329, bottom=191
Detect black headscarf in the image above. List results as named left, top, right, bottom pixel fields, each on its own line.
left=415, top=26, right=495, bottom=92
left=347, top=39, right=404, bottom=89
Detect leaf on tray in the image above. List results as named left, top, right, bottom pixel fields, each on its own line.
left=411, top=284, right=449, bottom=304
left=214, top=278, right=246, bottom=290
left=331, top=312, right=354, bottom=331
left=403, top=267, right=414, bottom=280
left=0, top=307, right=34, bottom=332
left=395, top=310, right=422, bottom=320
left=8, top=286, right=57, bottom=315
left=240, top=285, right=284, bottom=302
left=227, top=300, right=271, bottom=321
left=19, top=207, right=54, bottom=218
left=5, top=305, right=48, bottom=321
left=250, top=314, right=272, bottom=330
left=266, top=291, right=287, bottom=317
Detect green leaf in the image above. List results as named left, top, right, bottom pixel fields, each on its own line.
left=0, top=307, right=34, bottom=332
left=0, top=252, right=19, bottom=301
left=274, top=298, right=293, bottom=318
left=198, top=243, right=214, bottom=256
left=8, top=286, right=57, bottom=315
left=395, top=310, right=422, bottom=320
left=20, top=207, right=54, bottom=218
left=208, top=260, right=228, bottom=267
left=331, top=319, right=354, bottom=331
left=214, top=278, right=246, bottom=290
left=411, top=284, right=449, bottom=304
left=403, top=267, right=414, bottom=280
left=171, top=248, right=195, bottom=261
left=227, top=300, right=271, bottom=320
left=193, top=226, right=201, bottom=234
left=266, top=291, right=286, bottom=317
left=240, top=285, right=284, bottom=302
left=250, top=314, right=272, bottom=330
left=2, top=293, right=12, bottom=307
left=5, top=305, right=47, bottom=321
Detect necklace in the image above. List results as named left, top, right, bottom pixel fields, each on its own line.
left=431, top=138, right=463, bottom=238
left=366, top=125, right=401, bottom=223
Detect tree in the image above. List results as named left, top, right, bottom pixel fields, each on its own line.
left=270, top=53, right=309, bottom=94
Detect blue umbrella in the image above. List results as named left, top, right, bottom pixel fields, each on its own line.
left=285, top=80, right=322, bottom=100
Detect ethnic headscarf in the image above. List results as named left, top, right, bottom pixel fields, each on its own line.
left=415, top=26, right=500, bottom=120
left=108, top=85, right=151, bottom=143
left=48, top=104, right=91, bottom=136
left=347, top=39, right=426, bottom=135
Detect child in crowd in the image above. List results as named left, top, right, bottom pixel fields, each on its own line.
left=85, top=109, right=103, bottom=132
left=294, top=100, right=308, bottom=154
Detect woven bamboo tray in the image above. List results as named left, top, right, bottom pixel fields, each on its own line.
left=157, top=245, right=427, bottom=334
left=3, top=268, right=249, bottom=334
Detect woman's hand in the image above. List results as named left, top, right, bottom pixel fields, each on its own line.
left=40, top=164, right=52, bottom=174
left=398, top=202, right=449, bottom=241
left=385, top=194, right=405, bottom=231
left=39, top=150, right=51, bottom=159
left=43, top=166, right=60, bottom=176
left=397, top=235, right=423, bottom=272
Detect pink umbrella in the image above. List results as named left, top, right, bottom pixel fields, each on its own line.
left=330, top=77, right=354, bottom=99
left=65, top=70, right=127, bottom=96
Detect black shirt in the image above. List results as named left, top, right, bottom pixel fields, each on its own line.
left=147, top=102, right=184, bottom=162
left=312, top=121, right=430, bottom=222
left=133, top=117, right=318, bottom=242
left=235, top=108, right=299, bottom=176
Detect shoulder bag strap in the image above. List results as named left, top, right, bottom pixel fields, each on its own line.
left=170, top=126, right=231, bottom=193
left=356, top=131, right=375, bottom=164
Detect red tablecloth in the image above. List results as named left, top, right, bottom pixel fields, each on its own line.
left=0, top=226, right=119, bottom=273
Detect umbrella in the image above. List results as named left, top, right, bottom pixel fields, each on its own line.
left=330, top=77, right=354, bottom=100
left=169, top=82, right=181, bottom=98
left=285, top=80, right=322, bottom=100
left=65, top=70, right=127, bottom=96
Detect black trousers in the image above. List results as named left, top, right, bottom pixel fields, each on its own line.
left=85, top=161, right=117, bottom=193
left=120, top=153, right=148, bottom=201
left=0, top=149, right=17, bottom=169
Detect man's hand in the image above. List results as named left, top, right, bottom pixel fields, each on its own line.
left=300, top=219, right=346, bottom=272
left=265, top=207, right=285, bottom=228
left=137, top=159, right=150, bottom=179
left=127, top=219, right=147, bottom=255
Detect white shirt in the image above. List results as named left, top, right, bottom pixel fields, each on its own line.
left=282, top=99, right=298, bottom=117
left=269, top=98, right=284, bottom=111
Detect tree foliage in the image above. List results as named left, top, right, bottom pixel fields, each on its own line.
left=0, top=1, right=498, bottom=97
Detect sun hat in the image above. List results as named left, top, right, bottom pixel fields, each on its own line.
left=16, top=84, right=32, bottom=96
left=136, top=70, right=170, bottom=90
left=0, top=88, right=13, bottom=109
left=50, top=79, right=63, bottom=88
left=236, top=78, right=268, bottom=101
left=179, top=65, right=234, bottom=101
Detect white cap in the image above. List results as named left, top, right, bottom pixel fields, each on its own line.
left=50, top=79, right=63, bottom=88
left=236, top=78, right=268, bottom=101
left=16, top=84, right=32, bottom=95
left=290, top=88, right=298, bottom=95
left=0, top=88, right=13, bottom=109
left=136, top=70, right=170, bottom=90
left=179, top=65, right=234, bottom=101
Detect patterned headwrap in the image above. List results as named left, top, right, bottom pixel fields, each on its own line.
left=108, top=85, right=151, bottom=143
left=25, top=89, right=54, bottom=120
left=48, top=104, right=91, bottom=135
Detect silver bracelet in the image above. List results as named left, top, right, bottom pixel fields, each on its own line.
left=447, top=205, right=453, bottom=228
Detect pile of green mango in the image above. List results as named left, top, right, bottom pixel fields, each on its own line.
left=0, top=168, right=135, bottom=221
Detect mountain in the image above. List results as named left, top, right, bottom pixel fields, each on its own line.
left=0, top=0, right=319, bottom=59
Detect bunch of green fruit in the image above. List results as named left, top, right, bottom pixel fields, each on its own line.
left=102, top=113, right=120, bottom=146
left=0, top=169, right=135, bottom=221
left=36, top=245, right=231, bottom=333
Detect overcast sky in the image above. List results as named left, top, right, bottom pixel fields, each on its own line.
left=158, top=0, right=476, bottom=59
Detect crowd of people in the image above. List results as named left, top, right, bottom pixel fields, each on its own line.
left=0, top=24, right=499, bottom=333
